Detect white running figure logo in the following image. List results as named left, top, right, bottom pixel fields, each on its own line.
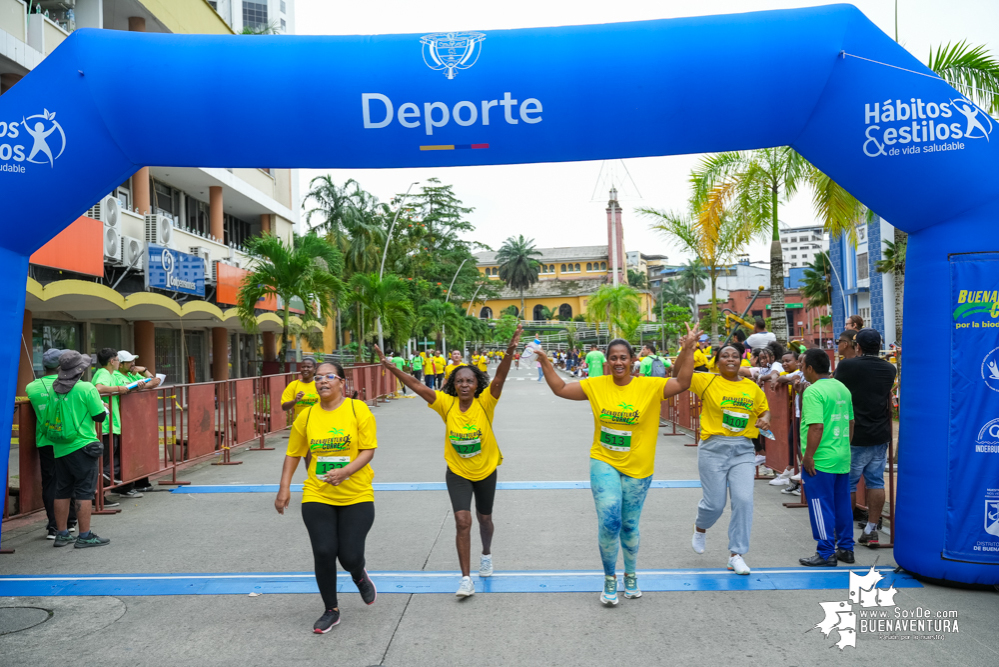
left=21, top=109, right=65, bottom=167
left=952, top=98, right=992, bottom=141
left=987, top=359, right=999, bottom=380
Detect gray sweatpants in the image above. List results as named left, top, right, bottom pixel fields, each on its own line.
left=695, top=435, right=755, bottom=555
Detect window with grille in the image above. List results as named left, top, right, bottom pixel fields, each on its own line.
left=243, top=1, right=268, bottom=30
left=857, top=253, right=869, bottom=280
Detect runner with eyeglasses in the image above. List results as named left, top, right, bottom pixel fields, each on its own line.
left=536, top=323, right=700, bottom=606
left=375, top=323, right=522, bottom=599
left=275, top=361, right=378, bottom=634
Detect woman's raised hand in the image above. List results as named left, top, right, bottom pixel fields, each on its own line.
left=373, top=345, right=393, bottom=369
left=680, top=322, right=703, bottom=348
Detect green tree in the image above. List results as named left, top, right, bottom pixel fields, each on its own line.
left=501, top=305, right=520, bottom=318
left=347, top=273, right=413, bottom=355
left=587, top=284, right=641, bottom=339
left=303, top=176, right=386, bottom=276
left=493, top=313, right=519, bottom=342
left=658, top=303, right=691, bottom=352
left=875, top=239, right=906, bottom=346
left=677, top=259, right=707, bottom=316
left=627, top=268, right=647, bottom=289
left=536, top=305, right=555, bottom=321
left=614, top=310, right=645, bottom=344
left=237, top=233, right=343, bottom=366
left=691, top=148, right=862, bottom=344
left=417, top=299, right=466, bottom=349
left=496, top=235, right=542, bottom=318
left=801, top=251, right=832, bottom=310
left=659, top=279, right=693, bottom=311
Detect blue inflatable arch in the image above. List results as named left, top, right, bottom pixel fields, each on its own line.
left=1, top=4, right=997, bottom=584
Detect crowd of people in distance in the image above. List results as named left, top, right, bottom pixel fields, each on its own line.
left=273, top=313, right=898, bottom=633
left=25, top=348, right=163, bottom=548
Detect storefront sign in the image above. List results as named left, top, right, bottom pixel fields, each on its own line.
left=146, top=244, right=205, bottom=297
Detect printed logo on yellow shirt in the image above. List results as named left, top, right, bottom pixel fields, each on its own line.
left=599, top=402, right=640, bottom=426
left=449, top=423, right=483, bottom=458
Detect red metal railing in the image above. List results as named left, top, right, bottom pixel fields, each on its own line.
left=3, top=364, right=395, bottom=523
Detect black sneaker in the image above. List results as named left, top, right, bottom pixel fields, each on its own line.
left=74, top=532, right=110, bottom=548
left=800, top=552, right=838, bottom=567
left=135, top=485, right=154, bottom=493
left=836, top=549, right=856, bottom=564
left=858, top=528, right=880, bottom=548
left=102, top=498, right=121, bottom=508
left=354, top=570, right=377, bottom=605
left=120, top=489, right=143, bottom=499
left=53, top=532, right=76, bottom=547
left=313, top=609, right=340, bottom=634
left=47, top=528, right=57, bottom=540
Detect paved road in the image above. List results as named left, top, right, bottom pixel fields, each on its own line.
left=1, top=366, right=996, bottom=666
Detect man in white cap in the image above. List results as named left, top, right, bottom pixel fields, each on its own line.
left=117, top=350, right=161, bottom=492
left=25, top=348, right=77, bottom=538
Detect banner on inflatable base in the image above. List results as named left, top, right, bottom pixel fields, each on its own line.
left=946, top=252, right=999, bottom=563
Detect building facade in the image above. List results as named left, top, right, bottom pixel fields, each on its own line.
left=2, top=0, right=304, bottom=392
left=829, top=216, right=897, bottom=344
left=779, top=222, right=828, bottom=274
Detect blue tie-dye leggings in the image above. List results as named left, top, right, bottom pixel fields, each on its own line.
left=590, top=458, right=653, bottom=577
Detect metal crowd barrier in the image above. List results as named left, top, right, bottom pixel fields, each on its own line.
left=3, top=364, right=396, bottom=523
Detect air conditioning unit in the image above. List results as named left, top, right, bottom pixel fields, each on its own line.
left=190, top=247, right=211, bottom=282
left=211, top=260, right=223, bottom=284
left=90, top=194, right=122, bottom=224
left=120, top=236, right=145, bottom=271
left=144, top=213, right=174, bottom=247
left=103, top=223, right=122, bottom=264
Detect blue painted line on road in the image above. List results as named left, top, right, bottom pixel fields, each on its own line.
left=171, top=480, right=702, bottom=494
left=0, top=567, right=919, bottom=596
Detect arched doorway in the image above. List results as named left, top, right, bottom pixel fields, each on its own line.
left=532, top=304, right=546, bottom=320
left=559, top=303, right=572, bottom=320
left=479, top=306, right=492, bottom=319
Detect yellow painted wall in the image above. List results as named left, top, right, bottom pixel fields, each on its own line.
left=478, top=263, right=609, bottom=281
left=466, top=291, right=655, bottom=321
left=140, top=0, right=234, bottom=34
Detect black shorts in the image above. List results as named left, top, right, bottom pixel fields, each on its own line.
left=55, top=446, right=101, bottom=500
left=445, top=468, right=497, bottom=515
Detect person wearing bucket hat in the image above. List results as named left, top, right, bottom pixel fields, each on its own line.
left=25, top=348, right=77, bottom=538
left=50, top=350, right=111, bottom=548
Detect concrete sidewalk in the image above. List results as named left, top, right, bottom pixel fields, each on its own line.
left=1, top=366, right=996, bottom=666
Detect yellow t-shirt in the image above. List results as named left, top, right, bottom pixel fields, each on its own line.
left=282, top=379, right=320, bottom=420
left=445, top=362, right=468, bottom=380
left=689, top=373, right=768, bottom=440
left=476, top=355, right=489, bottom=372
left=429, top=389, right=502, bottom=481
left=434, top=356, right=446, bottom=374
left=693, top=348, right=709, bottom=369
left=580, top=375, right=670, bottom=478
left=286, top=400, right=378, bottom=506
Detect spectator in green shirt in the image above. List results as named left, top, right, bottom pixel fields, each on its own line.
left=25, top=348, right=76, bottom=537
left=93, top=348, right=137, bottom=500
left=798, top=348, right=855, bottom=568
left=391, top=352, right=408, bottom=395
left=585, top=344, right=607, bottom=378
left=637, top=342, right=672, bottom=377
left=50, top=351, right=111, bottom=548
left=410, top=352, right=424, bottom=383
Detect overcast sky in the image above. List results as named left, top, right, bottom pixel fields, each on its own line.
left=295, top=0, right=999, bottom=265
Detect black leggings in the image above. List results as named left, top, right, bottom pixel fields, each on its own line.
left=445, top=468, right=497, bottom=515
left=301, top=501, right=375, bottom=610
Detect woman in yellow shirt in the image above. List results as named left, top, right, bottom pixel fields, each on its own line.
left=274, top=361, right=378, bottom=634
left=688, top=342, right=771, bottom=576
left=444, top=349, right=467, bottom=380
left=375, top=324, right=522, bottom=599
left=281, top=357, right=320, bottom=420
left=537, top=324, right=700, bottom=606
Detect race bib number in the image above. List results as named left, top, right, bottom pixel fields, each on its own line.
left=315, top=456, right=350, bottom=475
left=599, top=426, right=632, bottom=452
left=450, top=437, right=482, bottom=458
left=722, top=409, right=750, bottom=433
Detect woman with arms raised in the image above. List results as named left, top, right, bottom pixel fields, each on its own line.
left=537, top=324, right=701, bottom=606
left=375, top=323, right=522, bottom=599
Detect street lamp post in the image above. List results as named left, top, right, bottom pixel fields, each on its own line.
left=376, top=181, right=420, bottom=353
left=442, top=258, right=469, bottom=358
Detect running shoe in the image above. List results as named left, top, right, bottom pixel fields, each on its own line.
left=120, top=489, right=143, bottom=499
left=623, top=573, right=642, bottom=599
left=790, top=471, right=801, bottom=482
left=479, top=554, right=493, bottom=578
left=799, top=552, right=837, bottom=567
left=727, top=554, right=751, bottom=575
left=691, top=525, right=706, bottom=554
left=768, top=468, right=793, bottom=486
left=753, top=454, right=767, bottom=466
left=74, top=532, right=110, bottom=548
left=600, top=576, right=619, bottom=606
left=781, top=482, right=801, bottom=496
left=313, top=609, right=340, bottom=634
left=455, top=576, right=475, bottom=598
left=46, top=528, right=57, bottom=540
left=103, top=498, right=120, bottom=508
left=53, top=532, right=76, bottom=548
left=354, top=570, right=377, bottom=605
left=858, top=528, right=880, bottom=548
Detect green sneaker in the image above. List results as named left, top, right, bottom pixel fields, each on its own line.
left=74, top=532, right=110, bottom=548
left=53, top=532, right=76, bottom=548
left=623, top=573, right=642, bottom=599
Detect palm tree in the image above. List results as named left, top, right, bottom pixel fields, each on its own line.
left=303, top=176, right=386, bottom=275
left=801, top=251, right=833, bottom=310
left=348, top=273, right=413, bottom=353
left=691, top=148, right=862, bottom=344
left=659, top=279, right=693, bottom=310
left=237, top=233, right=343, bottom=367
left=875, top=240, right=906, bottom=346
left=627, top=269, right=647, bottom=289
left=587, top=284, right=640, bottom=339
left=496, top=235, right=542, bottom=318
left=417, top=299, right=466, bottom=348
left=614, top=310, right=644, bottom=344
left=536, top=305, right=555, bottom=321
left=677, top=259, right=707, bottom=315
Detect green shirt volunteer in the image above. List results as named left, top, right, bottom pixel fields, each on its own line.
left=92, top=368, right=129, bottom=435
left=585, top=350, right=607, bottom=378
left=48, top=381, right=107, bottom=458
left=24, top=374, right=57, bottom=448
left=800, top=378, right=854, bottom=474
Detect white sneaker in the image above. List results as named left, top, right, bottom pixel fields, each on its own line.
left=768, top=467, right=793, bottom=486
left=728, top=554, right=751, bottom=575
left=692, top=525, right=706, bottom=554
left=600, top=576, right=619, bottom=606
left=790, top=471, right=801, bottom=482
left=455, top=576, right=475, bottom=598
left=753, top=454, right=767, bottom=466
left=479, top=554, right=493, bottom=578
